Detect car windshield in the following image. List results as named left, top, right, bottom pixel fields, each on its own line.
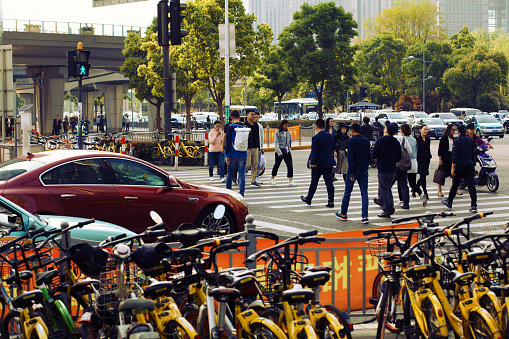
left=0, top=159, right=44, bottom=181
left=437, top=113, right=458, bottom=120
left=476, top=115, right=499, bottom=123
left=423, top=118, right=445, bottom=125
left=415, top=113, right=428, bottom=118
left=386, top=113, right=405, bottom=119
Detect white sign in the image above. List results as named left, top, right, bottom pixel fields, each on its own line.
left=219, top=24, right=236, bottom=58
left=93, top=0, right=148, bottom=7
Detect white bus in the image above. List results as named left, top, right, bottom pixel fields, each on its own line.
left=274, top=98, right=319, bottom=119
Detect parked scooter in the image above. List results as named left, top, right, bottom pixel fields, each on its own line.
left=460, top=137, right=499, bottom=192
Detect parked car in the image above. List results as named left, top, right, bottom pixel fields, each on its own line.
left=259, top=113, right=277, bottom=121
left=0, top=151, right=248, bottom=235
left=400, top=111, right=428, bottom=125
left=0, top=194, right=135, bottom=245
left=412, top=118, right=447, bottom=139
left=428, top=113, right=464, bottom=127
left=464, top=114, right=505, bottom=138
left=375, top=112, right=409, bottom=127
left=337, top=113, right=360, bottom=121
left=450, top=107, right=481, bottom=119
left=489, top=112, right=506, bottom=123
left=171, top=117, right=184, bottom=130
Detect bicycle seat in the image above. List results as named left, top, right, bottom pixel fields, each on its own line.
left=490, top=284, right=509, bottom=297
left=35, top=269, right=60, bottom=286
left=144, top=281, right=174, bottom=299
left=12, top=290, right=45, bottom=309
left=71, top=279, right=100, bottom=294
left=118, top=298, right=155, bottom=312
left=300, top=271, right=330, bottom=288
left=161, top=139, right=168, bottom=143
left=304, top=265, right=332, bottom=273
left=466, top=251, right=494, bottom=265
left=5, top=270, right=33, bottom=285
left=405, top=264, right=436, bottom=280
left=282, top=287, right=314, bottom=304
left=210, top=287, right=241, bottom=303
left=217, top=272, right=258, bottom=296
left=451, top=271, right=477, bottom=286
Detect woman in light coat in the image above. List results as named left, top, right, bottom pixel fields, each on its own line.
left=270, top=120, right=296, bottom=186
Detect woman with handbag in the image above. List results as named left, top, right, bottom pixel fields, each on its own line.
left=416, top=124, right=431, bottom=205
left=437, top=124, right=461, bottom=197
left=334, top=123, right=349, bottom=182
left=270, top=120, right=296, bottom=186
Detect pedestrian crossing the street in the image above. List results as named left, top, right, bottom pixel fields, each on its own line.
left=172, top=168, right=507, bottom=235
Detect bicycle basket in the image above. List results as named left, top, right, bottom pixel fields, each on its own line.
left=367, top=237, right=407, bottom=257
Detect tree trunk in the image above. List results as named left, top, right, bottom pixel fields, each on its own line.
left=155, top=102, right=162, bottom=131
left=186, top=98, right=192, bottom=132
left=277, top=94, right=284, bottom=121
left=317, top=90, right=323, bottom=119
left=218, top=102, right=224, bottom=126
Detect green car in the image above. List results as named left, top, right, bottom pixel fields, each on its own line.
left=0, top=195, right=136, bottom=245
left=464, top=114, right=505, bottom=138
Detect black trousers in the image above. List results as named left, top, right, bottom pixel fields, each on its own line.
left=417, top=173, right=428, bottom=197
left=408, top=173, right=422, bottom=196
left=447, top=163, right=477, bottom=207
left=271, top=152, right=293, bottom=178
left=391, top=169, right=409, bottom=206
left=306, top=166, right=334, bottom=203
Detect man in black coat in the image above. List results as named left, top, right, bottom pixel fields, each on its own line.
left=301, top=118, right=336, bottom=207
left=372, top=122, right=401, bottom=217
left=442, top=124, right=478, bottom=212
left=360, top=116, right=375, bottom=141
left=52, top=115, right=62, bottom=135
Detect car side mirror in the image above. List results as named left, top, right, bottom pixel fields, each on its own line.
left=167, top=176, right=179, bottom=188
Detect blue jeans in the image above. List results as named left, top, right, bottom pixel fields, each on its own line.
left=209, top=152, right=225, bottom=178
left=341, top=172, right=369, bottom=218
left=226, top=156, right=246, bottom=196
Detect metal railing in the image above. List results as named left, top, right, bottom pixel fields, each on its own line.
left=2, top=19, right=146, bottom=38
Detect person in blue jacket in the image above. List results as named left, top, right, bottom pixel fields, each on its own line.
left=224, top=110, right=249, bottom=196
left=301, top=118, right=336, bottom=208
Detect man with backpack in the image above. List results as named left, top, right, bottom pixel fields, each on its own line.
left=225, top=110, right=250, bottom=196
left=372, top=122, right=402, bottom=217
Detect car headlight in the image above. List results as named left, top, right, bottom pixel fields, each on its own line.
left=229, top=192, right=247, bottom=207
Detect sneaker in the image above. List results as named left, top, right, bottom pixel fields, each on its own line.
left=402, top=205, right=410, bottom=209
left=220, top=178, right=225, bottom=183
left=469, top=206, right=478, bottom=213
left=441, top=199, right=452, bottom=209
left=270, top=179, right=277, bottom=185
left=378, top=212, right=391, bottom=218
left=251, top=182, right=260, bottom=188
left=288, top=181, right=297, bottom=187
left=420, top=194, right=427, bottom=207
left=255, top=178, right=263, bottom=184
left=361, top=217, right=369, bottom=224
left=335, top=212, right=347, bottom=221
left=396, top=201, right=404, bottom=207
left=209, top=177, right=215, bottom=181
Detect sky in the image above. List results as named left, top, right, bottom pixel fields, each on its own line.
left=2, top=0, right=171, bottom=28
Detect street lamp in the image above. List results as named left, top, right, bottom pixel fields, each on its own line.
left=407, top=42, right=433, bottom=113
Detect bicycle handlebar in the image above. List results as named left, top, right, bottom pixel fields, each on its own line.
left=392, top=211, right=454, bottom=224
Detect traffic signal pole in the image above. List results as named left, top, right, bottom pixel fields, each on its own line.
left=160, top=0, right=172, bottom=140
left=77, top=42, right=84, bottom=150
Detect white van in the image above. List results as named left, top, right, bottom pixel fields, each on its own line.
left=450, top=108, right=481, bottom=119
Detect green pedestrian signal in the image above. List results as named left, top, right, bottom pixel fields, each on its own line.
left=76, top=49, right=90, bottom=77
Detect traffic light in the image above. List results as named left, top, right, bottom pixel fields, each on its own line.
left=169, top=0, right=188, bottom=45
left=76, top=49, right=90, bottom=77
left=157, top=1, right=169, bottom=46
left=66, top=51, right=76, bottom=78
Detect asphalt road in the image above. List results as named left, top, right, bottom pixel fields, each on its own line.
left=164, top=135, right=509, bottom=338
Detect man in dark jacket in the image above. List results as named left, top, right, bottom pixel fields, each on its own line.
left=373, top=122, right=401, bottom=217
left=301, top=118, right=336, bottom=207
left=336, top=123, right=371, bottom=223
left=372, top=116, right=383, bottom=139
left=360, top=116, right=375, bottom=141
left=52, top=115, right=62, bottom=135
left=244, top=109, right=260, bottom=188
left=442, top=124, right=478, bottom=212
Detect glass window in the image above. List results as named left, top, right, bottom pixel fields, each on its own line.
left=0, top=204, right=23, bottom=232
left=0, top=159, right=44, bottom=181
left=41, top=158, right=112, bottom=185
left=106, top=158, right=167, bottom=186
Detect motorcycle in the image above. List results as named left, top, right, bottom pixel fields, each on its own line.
left=460, top=137, right=499, bottom=192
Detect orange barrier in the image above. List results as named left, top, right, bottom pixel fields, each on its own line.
left=263, top=126, right=300, bottom=143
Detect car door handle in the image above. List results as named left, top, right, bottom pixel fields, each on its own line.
left=124, top=196, right=138, bottom=200
left=188, top=198, right=199, bottom=202
left=60, top=194, right=76, bottom=198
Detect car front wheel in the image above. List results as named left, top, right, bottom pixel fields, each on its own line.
left=196, top=205, right=236, bottom=234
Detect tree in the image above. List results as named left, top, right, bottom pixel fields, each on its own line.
left=364, top=0, right=447, bottom=47
left=449, top=26, right=476, bottom=66
left=94, top=95, right=105, bottom=116
left=16, top=95, right=25, bottom=109
left=183, top=0, right=272, bottom=124
left=252, top=45, right=297, bottom=119
left=279, top=2, right=357, bottom=118
left=443, top=48, right=509, bottom=106
left=121, top=24, right=164, bottom=130
left=477, top=93, right=500, bottom=112
left=355, top=33, right=406, bottom=108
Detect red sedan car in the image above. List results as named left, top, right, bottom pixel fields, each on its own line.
left=0, top=150, right=248, bottom=234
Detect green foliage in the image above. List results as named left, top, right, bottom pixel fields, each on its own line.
left=364, top=0, right=447, bottom=47
left=449, top=26, right=476, bottom=66
left=279, top=2, right=357, bottom=116
left=443, top=48, right=509, bottom=106
left=477, top=93, right=500, bottom=112
left=491, top=91, right=509, bottom=110
left=16, top=95, right=25, bottom=109
left=355, top=33, right=406, bottom=108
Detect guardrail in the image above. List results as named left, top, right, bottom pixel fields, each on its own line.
left=2, top=19, right=146, bottom=38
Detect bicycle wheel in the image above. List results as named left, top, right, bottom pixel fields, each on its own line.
left=323, top=305, right=352, bottom=339
left=372, top=272, right=385, bottom=302
left=164, top=320, right=194, bottom=339
left=402, top=289, right=424, bottom=339
left=469, top=310, right=496, bottom=338
left=4, top=310, right=22, bottom=339
left=376, top=282, right=392, bottom=339
left=53, top=299, right=75, bottom=334
left=250, top=322, right=286, bottom=339
left=152, top=148, right=163, bottom=166
left=421, top=297, right=447, bottom=338
left=315, top=317, right=339, bottom=339
left=479, top=294, right=500, bottom=327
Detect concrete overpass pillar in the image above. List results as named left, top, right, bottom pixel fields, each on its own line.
left=100, top=84, right=126, bottom=132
